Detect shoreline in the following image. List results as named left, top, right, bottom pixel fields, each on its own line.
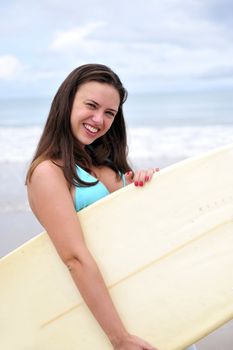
left=0, top=210, right=43, bottom=258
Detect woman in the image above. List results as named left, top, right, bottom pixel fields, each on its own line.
left=26, top=64, right=196, bottom=350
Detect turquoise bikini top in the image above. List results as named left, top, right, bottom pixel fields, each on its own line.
left=75, top=166, right=126, bottom=212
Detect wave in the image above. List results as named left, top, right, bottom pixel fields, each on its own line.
left=127, top=125, right=233, bottom=159
left=1, top=124, right=233, bottom=213
left=0, top=126, right=43, bottom=162
left=1, top=125, right=233, bottom=163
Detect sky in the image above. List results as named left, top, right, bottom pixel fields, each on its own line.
left=0, top=0, right=233, bottom=97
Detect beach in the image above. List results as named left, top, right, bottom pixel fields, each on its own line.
left=0, top=90, right=233, bottom=348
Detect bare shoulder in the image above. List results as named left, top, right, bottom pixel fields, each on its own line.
left=28, top=159, right=68, bottom=195
left=30, top=159, right=64, bottom=183
left=27, top=159, right=71, bottom=213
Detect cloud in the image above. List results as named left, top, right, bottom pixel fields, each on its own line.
left=0, top=55, right=22, bottom=79
left=0, top=0, right=233, bottom=95
left=200, top=65, right=233, bottom=80
left=45, top=1, right=233, bottom=85
left=49, top=21, right=106, bottom=52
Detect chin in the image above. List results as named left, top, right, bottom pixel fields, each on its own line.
left=79, top=137, right=97, bottom=146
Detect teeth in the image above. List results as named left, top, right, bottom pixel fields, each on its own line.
left=84, top=124, right=98, bottom=133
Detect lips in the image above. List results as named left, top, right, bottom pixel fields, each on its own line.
left=83, top=123, right=99, bottom=134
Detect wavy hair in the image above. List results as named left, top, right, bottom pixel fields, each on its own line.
left=26, top=64, right=132, bottom=186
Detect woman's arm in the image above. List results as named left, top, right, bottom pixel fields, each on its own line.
left=27, top=160, right=157, bottom=350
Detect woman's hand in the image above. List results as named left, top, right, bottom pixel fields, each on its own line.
left=125, top=168, right=160, bottom=187
left=113, top=333, right=158, bottom=350
left=112, top=333, right=158, bottom=350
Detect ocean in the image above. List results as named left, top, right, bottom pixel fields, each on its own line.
left=0, top=89, right=233, bottom=214
left=0, top=90, right=233, bottom=163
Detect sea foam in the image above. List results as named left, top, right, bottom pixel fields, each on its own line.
left=1, top=125, right=233, bottom=163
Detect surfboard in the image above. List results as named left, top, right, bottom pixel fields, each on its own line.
left=1, top=144, right=233, bottom=350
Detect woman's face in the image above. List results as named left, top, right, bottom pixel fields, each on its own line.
left=70, top=81, right=120, bottom=146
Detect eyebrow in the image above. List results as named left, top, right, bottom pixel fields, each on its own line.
left=86, top=99, right=118, bottom=113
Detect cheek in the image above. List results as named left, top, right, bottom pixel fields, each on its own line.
left=70, top=115, right=75, bottom=133
left=105, top=118, right=115, bottom=131
left=70, top=109, right=83, bottom=128
left=70, top=114, right=81, bottom=136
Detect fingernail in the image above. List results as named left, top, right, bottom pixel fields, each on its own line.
left=134, top=181, right=138, bottom=186
left=139, top=181, right=143, bottom=186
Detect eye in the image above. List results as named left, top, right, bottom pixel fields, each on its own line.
left=85, top=102, right=96, bottom=109
left=106, top=111, right=115, bottom=118
left=86, top=102, right=96, bottom=109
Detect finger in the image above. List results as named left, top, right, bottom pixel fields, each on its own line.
left=142, top=342, right=158, bottom=350
left=143, top=345, right=159, bottom=350
left=144, top=168, right=155, bottom=182
left=135, top=170, right=154, bottom=186
left=140, top=339, right=156, bottom=349
left=145, top=168, right=160, bottom=182
left=125, top=171, right=134, bottom=185
left=133, top=168, right=161, bottom=187
left=140, top=341, right=158, bottom=350
left=131, top=335, right=158, bottom=349
left=133, top=170, right=145, bottom=187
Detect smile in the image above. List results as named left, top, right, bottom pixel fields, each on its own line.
left=83, top=123, right=99, bottom=134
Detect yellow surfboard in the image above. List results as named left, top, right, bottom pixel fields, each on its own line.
left=1, top=144, right=233, bottom=350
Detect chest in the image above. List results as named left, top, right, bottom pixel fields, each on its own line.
left=90, top=166, right=123, bottom=193
left=70, top=166, right=124, bottom=207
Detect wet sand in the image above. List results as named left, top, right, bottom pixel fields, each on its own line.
left=196, top=320, right=233, bottom=349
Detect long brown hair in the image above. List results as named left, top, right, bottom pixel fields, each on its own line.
left=26, top=63, right=132, bottom=187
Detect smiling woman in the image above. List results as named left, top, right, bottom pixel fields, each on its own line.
left=25, top=64, right=159, bottom=350
left=26, top=64, right=131, bottom=191
left=70, top=81, right=120, bottom=145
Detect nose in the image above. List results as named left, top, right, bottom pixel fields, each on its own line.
left=91, top=111, right=104, bottom=125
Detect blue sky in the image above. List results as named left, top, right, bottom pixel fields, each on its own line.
left=0, top=0, right=233, bottom=97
